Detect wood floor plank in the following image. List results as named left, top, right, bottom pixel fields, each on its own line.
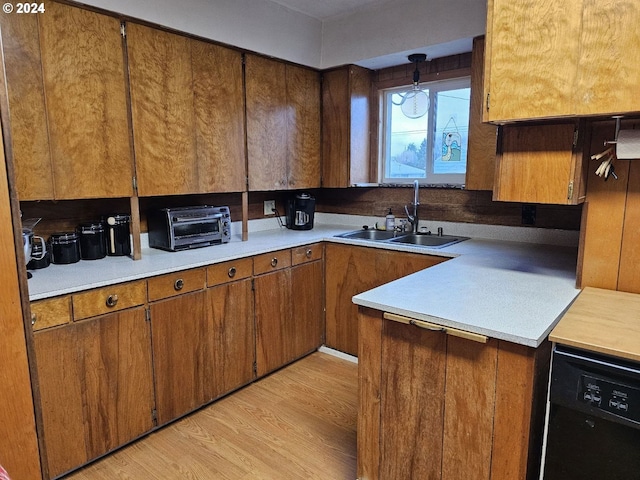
left=64, top=353, right=357, bottom=480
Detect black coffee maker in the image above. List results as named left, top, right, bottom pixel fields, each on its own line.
left=286, top=193, right=315, bottom=230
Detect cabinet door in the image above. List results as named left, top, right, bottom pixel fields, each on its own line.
left=290, top=259, right=324, bottom=359
left=34, top=307, right=154, bottom=478
left=76, top=308, right=155, bottom=459
left=35, top=325, right=87, bottom=478
left=466, top=36, right=497, bottom=191
left=325, top=244, right=447, bottom=356
left=484, top=0, right=582, bottom=122
left=150, top=291, right=208, bottom=425
left=380, top=320, right=446, bottom=480
left=246, top=54, right=288, bottom=191
left=206, top=278, right=255, bottom=400
left=493, top=123, right=587, bottom=204
left=0, top=13, right=53, bottom=200
left=192, top=40, right=246, bottom=193
left=322, top=66, right=371, bottom=187
left=39, top=2, right=133, bottom=199
left=286, top=64, right=321, bottom=189
left=575, top=0, right=640, bottom=116
left=255, top=269, right=292, bottom=376
left=127, top=23, right=197, bottom=196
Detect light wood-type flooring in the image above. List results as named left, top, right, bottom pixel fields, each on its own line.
left=64, top=352, right=357, bottom=479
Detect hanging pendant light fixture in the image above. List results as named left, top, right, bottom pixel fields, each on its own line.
left=393, top=53, right=429, bottom=119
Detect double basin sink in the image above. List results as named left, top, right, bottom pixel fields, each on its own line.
left=335, top=229, right=469, bottom=249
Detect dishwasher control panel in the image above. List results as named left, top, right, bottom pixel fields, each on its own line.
left=580, top=374, right=640, bottom=423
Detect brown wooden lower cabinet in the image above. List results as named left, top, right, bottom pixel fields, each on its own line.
left=206, top=277, right=255, bottom=399
left=34, top=307, right=155, bottom=479
left=357, top=307, right=550, bottom=480
left=325, top=243, right=447, bottom=356
left=150, top=290, right=208, bottom=426
left=255, top=246, right=324, bottom=377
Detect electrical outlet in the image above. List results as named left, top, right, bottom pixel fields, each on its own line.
left=264, top=200, right=276, bottom=216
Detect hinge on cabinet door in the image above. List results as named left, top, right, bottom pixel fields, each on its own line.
left=486, top=93, right=490, bottom=112
left=567, top=181, right=574, bottom=200
left=132, top=176, right=138, bottom=194
left=251, top=279, right=255, bottom=291
left=573, top=128, right=579, bottom=148
left=245, top=176, right=249, bottom=189
left=120, top=23, right=126, bottom=38
left=151, top=408, right=158, bottom=426
left=145, top=308, right=151, bottom=322
left=252, top=361, right=257, bottom=376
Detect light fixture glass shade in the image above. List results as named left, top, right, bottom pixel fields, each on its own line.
left=401, top=89, right=429, bottom=118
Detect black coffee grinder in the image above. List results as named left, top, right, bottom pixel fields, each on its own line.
left=286, top=193, right=315, bottom=230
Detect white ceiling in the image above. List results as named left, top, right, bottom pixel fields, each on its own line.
left=268, top=0, right=388, bottom=21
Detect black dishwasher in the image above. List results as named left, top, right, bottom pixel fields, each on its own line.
left=543, top=345, right=640, bottom=479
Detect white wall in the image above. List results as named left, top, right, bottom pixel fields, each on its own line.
left=78, top=0, right=323, bottom=67
left=321, top=0, right=487, bottom=69
left=77, top=0, right=485, bottom=69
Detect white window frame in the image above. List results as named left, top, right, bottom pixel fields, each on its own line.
left=379, top=76, right=471, bottom=186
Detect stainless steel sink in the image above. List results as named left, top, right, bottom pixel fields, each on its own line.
left=388, top=233, right=468, bottom=248
left=336, top=229, right=397, bottom=241
left=335, top=230, right=469, bottom=249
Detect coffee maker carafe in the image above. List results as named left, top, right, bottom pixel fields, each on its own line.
left=286, top=193, right=315, bottom=230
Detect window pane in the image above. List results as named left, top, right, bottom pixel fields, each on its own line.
left=432, top=88, right=470, bottom=175
left=386, top=89, right=429, bottom=179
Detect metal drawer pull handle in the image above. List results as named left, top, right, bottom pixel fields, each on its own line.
left=228, top=267, right=237, bottom=278
left=271, top=258, right=278, bottom=267
left=409, top=319, right=445, bottom=332
left=106, top=294, right=119, bottom=308
left=306, top=249, right=312, bottom=258
left=384, top=312, right=488, bottom=344
left=174, top=279, right=184, bottom=291
left=31, top=313, right=37, bottom=326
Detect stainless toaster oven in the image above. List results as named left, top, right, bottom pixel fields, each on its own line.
left=148, top=206, right=231, bottom=251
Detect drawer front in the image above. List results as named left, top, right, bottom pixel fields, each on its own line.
left=72, top=280, right=147, bottom=320
left=292, top=243, right=323, bottom=265
left=147, top=268, right=206, bottom=302
left=253, top=249, right=292, bottom=275
left=207, top=257, right=253, bottom=287
left=31, top=296, right=72, bottom=331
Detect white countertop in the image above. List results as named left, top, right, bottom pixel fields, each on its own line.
left=27, top=214, right=581, bottom=348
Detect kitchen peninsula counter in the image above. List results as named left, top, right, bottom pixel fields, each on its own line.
left=27, top=216, right=580, bottom=348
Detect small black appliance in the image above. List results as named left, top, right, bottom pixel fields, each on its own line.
left=286, top=193, right=315, bottom=230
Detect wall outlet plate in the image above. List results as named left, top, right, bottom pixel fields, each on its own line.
left=264, top=200, right=276, bottom=216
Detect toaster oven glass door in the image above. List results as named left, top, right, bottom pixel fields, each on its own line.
left=173, top=219, right=220, bottom=238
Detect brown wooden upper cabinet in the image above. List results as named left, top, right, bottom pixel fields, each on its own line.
left=483, top=0, right=640, bottom=122
left=245, top=54, right=321, bottom=191
left=493, top=122, right=588, bottom=204
left=0, top=2, right=133, bottom=200
left=126, top=23, right=246, bottom=196
left=465, top=36, right=498, bottom=191
left=321, top=65, right=372, bottom=187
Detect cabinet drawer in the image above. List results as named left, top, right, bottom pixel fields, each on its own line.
left=292, top=243, right=323, bottom=265
left=207, top=257, right=253, bottom=287
left=31, top=296, right=71, bottom=331
left=253, top=249, right=292, bottom=275
left=72, top=281, right=147, bottom=320
left=147, top=268, right=206, bottom=302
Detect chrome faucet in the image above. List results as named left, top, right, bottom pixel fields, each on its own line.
left=404, top=180, right=420, bottom=233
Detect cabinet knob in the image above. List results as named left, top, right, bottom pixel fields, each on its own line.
left=228, top=267, right=237, bottom=278
left=31, top=313, right=37, bottom=326
left=306, top=249, right=312, bottom=258
left=271, top=257, right=278, bottom=268
left=106, top=294, right=119, bottom=308
left=174, top=279, right=184, bottom=291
